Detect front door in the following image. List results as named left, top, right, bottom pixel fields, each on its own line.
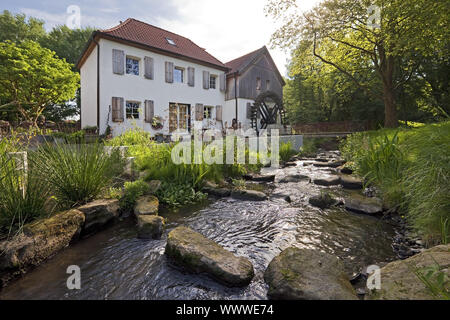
left=169, top=103, right=191, bottom=133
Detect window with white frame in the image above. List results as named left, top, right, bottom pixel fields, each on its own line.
left=126, top=101, right=140, bottom=119
left=256, top=77, right=261, bottom=90
left=174, top=67, right=184, bottom=83
left=204, top=106, right=213, bottom=119
left=126, top=57, right=139, bottom=75
left=209, top=75, right=217, bottom=89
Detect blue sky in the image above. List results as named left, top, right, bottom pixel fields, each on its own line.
left=1, top=0, right=320, bottom=75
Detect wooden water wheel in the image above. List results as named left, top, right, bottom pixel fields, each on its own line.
left=250, top=91, right=286, bottom=133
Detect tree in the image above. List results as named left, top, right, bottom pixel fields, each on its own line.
left=266, top=0, right=449, bottom=127
left=40, top=25, right=95, bottom=69
left=0, top=41, right=80, bottom=125
left=0, top=10, right=45, bottom=43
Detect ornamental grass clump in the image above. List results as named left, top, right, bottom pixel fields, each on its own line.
left=33, top=142, right=124, bottom=208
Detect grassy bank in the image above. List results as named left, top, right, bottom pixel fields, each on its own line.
left=340, top=121, right=450, bottom=245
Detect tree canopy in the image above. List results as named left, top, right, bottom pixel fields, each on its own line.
left=0, top=40, right=80, bottom=125
left=267, top=0, right=450, bottom=127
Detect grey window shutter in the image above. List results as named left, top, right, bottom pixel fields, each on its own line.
left=203, top=71, right=210, bottom=89
left=195, top=103, right=204, bottom=121
left=246, top=102, right=252, bottom=119
left=188, top=67, right=195, bottom=87
left=216, top=105, right=222, bottom=121
left=144, top=100, right=154, bottom=123
left=112, top=97, right=124, bottom=122
left=112, top=49, right=124, bottom=75
left=219, top=74, right=226, bottom=92
left=165, top=61, right=174, bottom=83
left=144, top=57, right=154, bottom=79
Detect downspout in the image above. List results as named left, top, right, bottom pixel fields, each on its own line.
left=234, top=72, right=238, bottom=122
left=93, top=38, right=100, bottom=131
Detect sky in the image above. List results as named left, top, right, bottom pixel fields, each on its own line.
left=1, top=0, right=321, bottom=76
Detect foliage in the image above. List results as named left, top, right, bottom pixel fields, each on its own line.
left=411, top=261, right=449, bottom=300
left=0, top=10, right=45, bottom=43
left=279, top=141, right=297, bottom=162
left=267, top=0, right=450, bottom=127
left=120, top=180, right=149, bottom=212
left=155, top=182, right=207, bottom=208
left=341, top=122, right=450, bottom=244
left=39, top=25, right=95, bottom=69
left=0, top=40, right=80, bottom=124
left=32, top=142, right=124, bottom=207
left=0, top=152, right=50, bottom=236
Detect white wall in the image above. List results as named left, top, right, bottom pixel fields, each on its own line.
left=94, top=38, right=230, bottom=136
left=80, top=46, right=98, bottom=129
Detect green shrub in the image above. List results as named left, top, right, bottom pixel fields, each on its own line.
left=120, top=180, right=149, bottom=212
left=33, top=142, right=124, bottom=207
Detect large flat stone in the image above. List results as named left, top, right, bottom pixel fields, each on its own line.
left=264, top=247, right=358, bottom=300
left=340, top=176, right=363, bottom=189
left=203, top=187, right=232, bottom=198
left=77, top=199, right=120, bottom=235
left=313, top=176, right=341, bottom=186
left=0, top=209, right=85, bottom=286
left=231, top=189, right=267, bottom=201
left=344, top=194, right=383, bottom=215
left=278, top=174, right=309, bottom=183
left=165, top=226, right=254, bottom=287
left=366, top=245, right=450, bottom=300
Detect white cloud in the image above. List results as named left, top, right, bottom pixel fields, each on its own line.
left=155, top=0, right=320, bottom=76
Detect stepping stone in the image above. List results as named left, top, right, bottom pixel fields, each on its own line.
left=278, top=174, right=309, bottom=183
left=231, top=189, right=267, bottom=201
left=344, top=194, right=383, bottom=215
left=340, top=176, right=363, bottom=189
left=165, top=226, right=254, bottom=287
left=134, top=196, right=159, bottom=216
left=264, top=247, right=358, bottom=300
left=313, top=176, right=341, bottom=186
left=203, top=187, right=231, bottom=198
left=137, top=215, right=165, bottom=240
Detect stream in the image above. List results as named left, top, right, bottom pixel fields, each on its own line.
left=0, top=151, right=398, bottom=300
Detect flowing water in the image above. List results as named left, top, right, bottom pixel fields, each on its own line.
left=0, top=152, right=398, bottom=300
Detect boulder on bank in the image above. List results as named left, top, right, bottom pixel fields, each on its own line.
left=340, top=176, right=363, bottom=189
left=165, top=226, right=254, bottom=287
left=147, top=180, right=162, bottom=194
left=231, top=189, right=267, bottom=201
left=0, top=209, right=85, bottom=285
left=137, top=215, right=165, bottom=240
left=134, top=196, right=159, bottom=216
left=313, top=176, right=341, bottom=186
left=264, top=247, right=358, bottom=300
left=344, top=194, right=383, bottom=215
left=366, top=244, right=450, bottom=300
left=77, top=199, right=120, bottom=235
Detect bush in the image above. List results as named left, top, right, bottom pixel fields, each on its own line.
left=33, top=142, right=124, bottom=207
left=120, top=180, right=149, bottom=212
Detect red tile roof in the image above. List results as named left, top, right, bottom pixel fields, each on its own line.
left=99, top=18, right=227, bottom=69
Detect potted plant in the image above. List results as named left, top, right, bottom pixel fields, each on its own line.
left=151, top=116, right=164, bottom=130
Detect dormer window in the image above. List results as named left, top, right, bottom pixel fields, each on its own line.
left=166, top=38, right=176, bottom=46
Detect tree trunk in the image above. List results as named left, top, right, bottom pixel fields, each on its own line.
left=381, top=54, right=398, bottom=128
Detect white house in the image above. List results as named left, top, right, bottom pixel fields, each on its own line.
left=77, top=18, right=286, bottom=137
